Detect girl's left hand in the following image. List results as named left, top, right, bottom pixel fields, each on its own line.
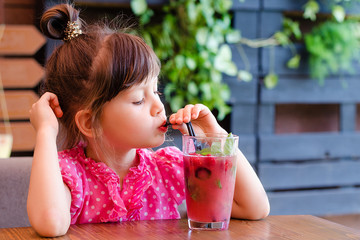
left=169, top=104, right=227, bottom=136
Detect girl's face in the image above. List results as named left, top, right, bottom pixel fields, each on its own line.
left=99, top=77, right=167, bottom=151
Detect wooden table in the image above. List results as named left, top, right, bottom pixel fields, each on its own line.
left=1, top=215, right=360, bottom=239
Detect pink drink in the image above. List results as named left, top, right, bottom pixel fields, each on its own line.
left=183, top=153, right=237, bottom=230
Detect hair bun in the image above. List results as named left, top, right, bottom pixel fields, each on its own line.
left=40, top=4, right=82, bottom=40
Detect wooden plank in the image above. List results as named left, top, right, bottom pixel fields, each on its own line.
left=275, top=104, right=339, bottom=134
left=3, top=7, right=35, bottom=24
left=224, top=77, right=257, bottom=104
left=230, top=104, right=257, bottom=134
left=0, top=58, right=44, bottom=88
left=260, top=160, right=360, bottom=190
left=260, top=132, right=360, bottom=161
left=261, top=77, right=360, bottom=104
left=259, top=104, right=275, bottom=134
left=0, top=25, right=46, bottom=56
left=4, top=0, right=35, bottom=4
left=0, top=0, right=4, bottom=24
left=0, top=90, right=38, bottom=119
left=268, top=188, right=360, bottom=215
left=0, top=121, right=35, bottom=151
left=340, top=103, right=356, bottom=132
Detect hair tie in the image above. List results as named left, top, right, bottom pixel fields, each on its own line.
left=64, top=21, right=82, bottom=41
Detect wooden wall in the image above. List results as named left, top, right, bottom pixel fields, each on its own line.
left=0, top=0, right=45, bottom=156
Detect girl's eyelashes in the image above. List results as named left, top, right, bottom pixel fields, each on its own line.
left=155, top=90, right=162, bottom=96
left=133, top=98, right=145, bottom=105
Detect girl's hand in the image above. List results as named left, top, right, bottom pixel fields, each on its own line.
left=169, top=104, right=227, bottom=136
left=30, top=92, right=63, bottom=135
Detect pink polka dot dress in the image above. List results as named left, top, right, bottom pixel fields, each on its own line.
left=58, top=143, right=185, bottom=224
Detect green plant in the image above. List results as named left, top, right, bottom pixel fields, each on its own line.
left=130, top=0, right=242, bottom=120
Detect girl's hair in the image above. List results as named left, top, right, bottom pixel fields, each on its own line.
left=40, top=4, right=161, bottom=149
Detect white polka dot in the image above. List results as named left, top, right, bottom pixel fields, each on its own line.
left=156, top=209, right=160, bottom=213
left=94, top=185, right=98, bottom=189
left=163, top=207, right=167, bottom=210
left=149, top=203, right=153, bottom=208
left=88, top=219, right=92, bottom=222
left=165, top=168, right=169, bottom=172
left=155, top=167, right=159, bottom=171
left=130, top=186, right=133, bottom=189
left=101, top=191, right=105, bottom=195
left=165, top=179, right=169, bottom=183
left=85, top=211, right=88, bottom=215
left=76, top=194, right=81, bottom=198
left=171, top=186, right=174, bottom=191
left=91, top=206, right=95, bottom=209
left=156, top=187, right=160, bottom=191
left=159, top=179, right=162, bottom=183
left=170, top=212, right=173, bottom=215
left=124, top=191, right=128, bottom=195
left=87, top=178, right=91, bottom=182
left=96, top=212, right=100, bottom=215
left=161, top=193, right=165, bottom=197
left=96, top=198, right=100, bottom=202
left=103, top=204, right=107, bottom=208
left=151, top=217, right=155, bottom=220
left=144, top=212, right=148, bottom=216
left=107, top=210, right=111, bottom=214
left=143, top=198, right=147, bottom=202
left=90, top=191, right=93, bottom=195
left=177, top=170, right=180, bottom=174
left=176, top=193, right=180, bottom=197
left=153, top=195, right=156, bottom=199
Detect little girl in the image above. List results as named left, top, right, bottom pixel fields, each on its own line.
left=27, top=3, right=269, bottom=237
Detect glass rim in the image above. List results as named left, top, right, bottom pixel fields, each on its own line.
left=182, top=133, right=239, bottom=139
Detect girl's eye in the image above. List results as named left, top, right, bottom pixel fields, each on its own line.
left=133, top=98, right=145, bottom=105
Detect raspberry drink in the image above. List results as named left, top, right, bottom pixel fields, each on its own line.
left=182, top=133, right=238, bottom=230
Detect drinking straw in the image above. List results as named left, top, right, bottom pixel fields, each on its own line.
left=186, top=122, right=195, bottom=136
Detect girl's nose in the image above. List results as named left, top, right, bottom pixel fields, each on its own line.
left=150, top=96, right=165, bottom=116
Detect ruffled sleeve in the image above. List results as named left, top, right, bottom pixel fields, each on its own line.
left=153, top=147, right=185, bottom=205
left=58, top=149, right=85, bottom=223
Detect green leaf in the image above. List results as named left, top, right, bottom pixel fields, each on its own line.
left=264, top=73, right=279, bottom=89
left=224, top=133, right=235, bottom=156
left=186, top=57, right=197, bottom=70
left=211, top=141, right=222, bottom=155
left=170, top=95, right=184, bottom=112
left=332, top=5, right=345, bottom=23
left=237, top=70, right=253, bottom=82
left=287, top=54, right=301, bottom=69
left=196, top=28, right=209, bottom=46
left=303, top=0, right=319, bottom=21
left=226, top=30, right=241, bottom=43
left=274, top=32, right=289, bottom=46
left=216, top=179, right=222, bottom=189
left=130, top=0, right=148, bottom=15
left=187, top=82, right=199, bottom=95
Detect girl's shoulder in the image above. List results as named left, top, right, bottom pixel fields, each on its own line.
left=58, top=142, right=86, bottom=160
left=138, top=146, right=183, bottom=164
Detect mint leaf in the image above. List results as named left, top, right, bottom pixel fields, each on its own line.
left=210, top=141, right=222, bottom=155
left=223, top=133, right=235, bottom=155
left=216, top=179, right=222, bottom=189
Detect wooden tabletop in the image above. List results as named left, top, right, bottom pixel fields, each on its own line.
left=1, top=215, right=359, bottom=240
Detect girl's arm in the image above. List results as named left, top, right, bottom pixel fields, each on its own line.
left=27, top=92, right=72, bottom=237
left=170, top=104, right=270, bottom=220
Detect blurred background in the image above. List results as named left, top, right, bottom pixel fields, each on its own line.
left=1, top=0, right=360, bottom=229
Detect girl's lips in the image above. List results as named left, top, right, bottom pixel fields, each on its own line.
left=159, top=121, right=169, bottom=132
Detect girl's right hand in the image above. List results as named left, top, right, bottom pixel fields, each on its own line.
left=30, top=92, right=63, bottom=135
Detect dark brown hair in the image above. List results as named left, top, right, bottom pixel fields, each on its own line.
left=40, top=4, right=160, bottom=149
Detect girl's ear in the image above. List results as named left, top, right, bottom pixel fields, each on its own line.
left=75, top=110, right=93, bottom=138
